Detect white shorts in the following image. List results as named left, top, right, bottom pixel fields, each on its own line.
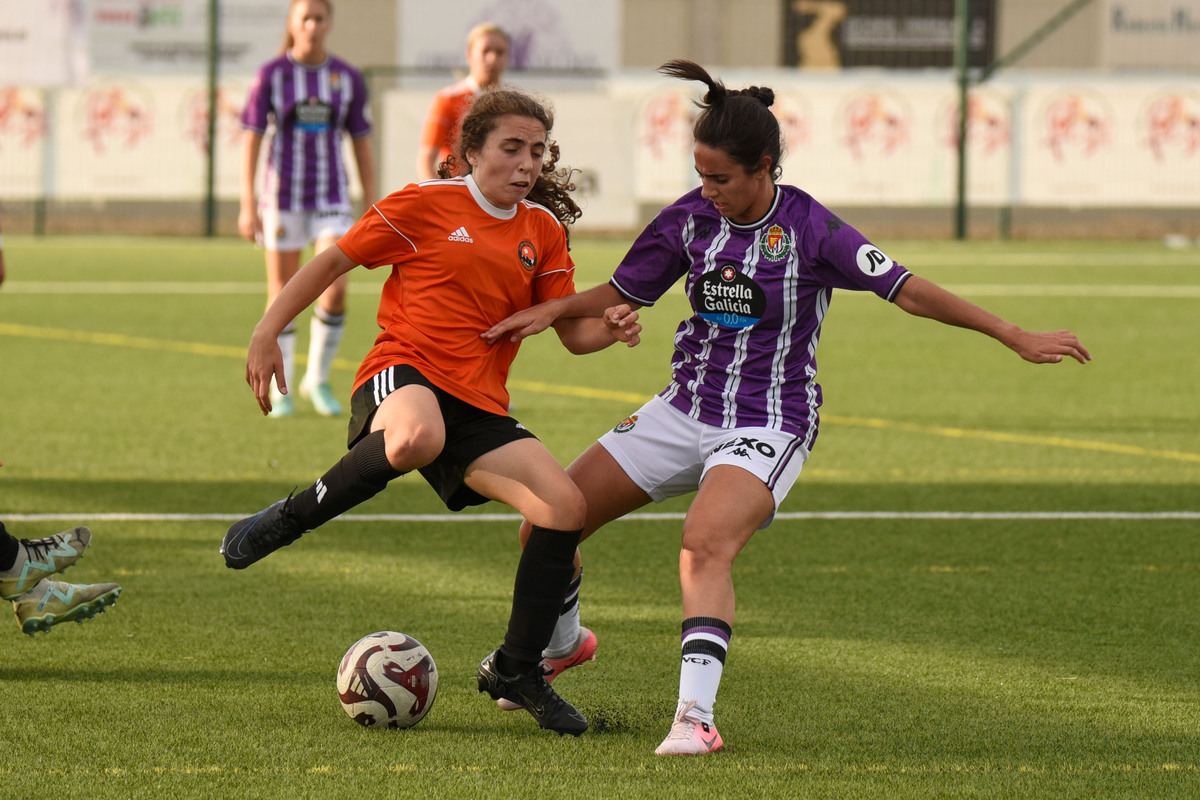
left=597, top=395, right=809, bottom=529
left=259, top=206, right=356, bottom=251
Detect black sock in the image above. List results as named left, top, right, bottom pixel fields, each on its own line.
left=290, top=431, right=404, bottom=530
left=0, top=523, right=19, bottom=572
left=498, top=525, right=583, bottom=673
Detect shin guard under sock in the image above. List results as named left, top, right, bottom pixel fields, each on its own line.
left=290, top=430, right=403, bottom=530
left=498, top=526, right=583, bottom=672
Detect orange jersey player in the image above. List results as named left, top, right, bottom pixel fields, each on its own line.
left=340, top=177, right=574, bottom=416
left=224, top=88, right=640, bottom=738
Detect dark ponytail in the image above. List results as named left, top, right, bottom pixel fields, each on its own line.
left=659, top=59, right=784, bottom=181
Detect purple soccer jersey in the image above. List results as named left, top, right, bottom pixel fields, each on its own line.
left=610, top=185, right=912, bottom=449
left=241, top=54, right=372, bottom=212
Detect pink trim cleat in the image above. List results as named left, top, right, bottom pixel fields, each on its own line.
left=655, top=700, right=724, bottom=755
left=497, top=627, right=597, bottom=711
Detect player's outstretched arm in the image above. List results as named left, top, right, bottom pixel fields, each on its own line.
left=894, top=275, right=1091, bottom=365
left=246, top=246, right=359, bottom=414
left=482, top=283, right=634, bottom=345
left=552, top=304, right=642, bottom=354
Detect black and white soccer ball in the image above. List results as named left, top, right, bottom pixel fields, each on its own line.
left=336, top=631, right=438, bottom=729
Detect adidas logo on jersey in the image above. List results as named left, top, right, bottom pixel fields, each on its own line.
left=448, top=226, right=473, bottom=243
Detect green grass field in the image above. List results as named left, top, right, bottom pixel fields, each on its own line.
left=1, top=235, right=1198, bottom=798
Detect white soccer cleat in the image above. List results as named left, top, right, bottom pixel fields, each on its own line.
left=654, top=700, right=724, bottom=756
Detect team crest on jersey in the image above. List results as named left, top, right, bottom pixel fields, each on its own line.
left=518, top=240, right=538, bottom=271
left=613, top=414, right=638, bottom=433
left=759, top=224, right=791, bottom=261
left=696, top=266, right=766, bottom=329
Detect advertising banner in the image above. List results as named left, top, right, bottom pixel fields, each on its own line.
left=783, top=0, right=996, bottom=70
left=86, top=0, right=285, bottom=76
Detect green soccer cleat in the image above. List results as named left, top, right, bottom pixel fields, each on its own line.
left=0, top=527, right=92, bottom=600
left=13, top=579, right=121, bottom=636
left=268, top=391, right=294, bottom=418
left=301, top=380, right=343, bottom=417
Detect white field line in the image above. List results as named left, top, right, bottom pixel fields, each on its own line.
left=3, top=511, right=1198, bottom=523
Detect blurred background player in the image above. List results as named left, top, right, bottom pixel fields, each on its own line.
left=415, top=22, right=511, bottom=181
left=484, top=60, right=1090, bottom=756
left=238, top=0, right=376, bottom=418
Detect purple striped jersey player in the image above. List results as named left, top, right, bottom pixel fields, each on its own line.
left=238, top=0, right=376, bottom=420
left=611, top=182, right=911, bottom=452
left=240, top=52, right=370, bottom=213
left=483, top=60, right=1089, bottom=756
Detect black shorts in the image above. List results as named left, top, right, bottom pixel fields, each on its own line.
left=347, top=365, right=538, bottom=511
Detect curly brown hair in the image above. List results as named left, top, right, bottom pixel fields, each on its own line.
left=439, top=89, right=582, bottom=241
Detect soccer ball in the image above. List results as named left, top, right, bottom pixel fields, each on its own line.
left=336, top=631, right=438, bottom=729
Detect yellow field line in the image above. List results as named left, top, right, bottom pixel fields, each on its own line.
left=0, top=322, right=357, bottom=370
left=821, top=414, right=1200, bottom=464
left=4, top=322, right=1198, bottom=464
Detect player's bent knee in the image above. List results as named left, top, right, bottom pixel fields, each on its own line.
left=383, top=429, right=443, bottom=471
left=680, top=534, right=738, bottom=571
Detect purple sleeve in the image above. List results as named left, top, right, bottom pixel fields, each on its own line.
left=609, top=204, right=691, bottom=307
left=808, top=206, right=911, bottom=302
left=240, top=63, right=272, bottom=133
left=344, top=65, right=372, bottom=139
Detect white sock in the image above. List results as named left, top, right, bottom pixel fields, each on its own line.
left=274, top=326, right=296, bottom=398
left=545, top=571, right=582, bottom=658
left=304, top=308, right=345, bottom=388
left=676, top=617, right=731, bottom=725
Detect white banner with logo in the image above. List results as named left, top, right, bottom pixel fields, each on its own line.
left=86, top=0, right=285, bottom=76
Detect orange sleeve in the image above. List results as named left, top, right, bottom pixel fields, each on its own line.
left=420, top=92, right=455, bottom=149
left=337, top=189, right=420, bottom=268
left=530, top=217, right=577, bottom=305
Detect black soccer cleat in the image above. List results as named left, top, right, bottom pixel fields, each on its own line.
left=477, top=649, right=588, bottom=736
left=221, top=496, right=305, bottom=569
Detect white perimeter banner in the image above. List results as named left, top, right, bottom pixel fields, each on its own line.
left=2, top=71, right=1198, bottom=217
left=397, top=0, right=620, bottom=72
left=1018, top=80, right=1200, bottom=205
left=3, top=78, right=250, bottom=199
left=623, top=72, right=1200, bottom=211
left=623, top=72, right=1014, bottom=207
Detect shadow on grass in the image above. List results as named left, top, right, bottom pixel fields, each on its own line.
left=3, top=477, right=1197, bottom=515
